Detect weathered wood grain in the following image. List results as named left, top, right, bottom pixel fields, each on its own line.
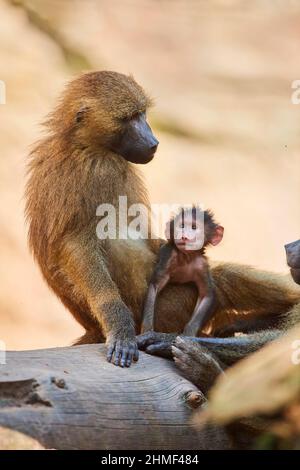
left=0, top=344, right=230, bottom=450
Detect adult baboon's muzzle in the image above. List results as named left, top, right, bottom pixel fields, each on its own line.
left=285, top=239, right=300, bottom=269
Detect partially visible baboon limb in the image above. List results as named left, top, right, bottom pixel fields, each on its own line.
left=172, top=337, right=225, bottom=394
left=138, top=327, right=281, bottom=368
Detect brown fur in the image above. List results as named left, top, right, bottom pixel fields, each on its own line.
left=25, top=71, right=300, bottom=365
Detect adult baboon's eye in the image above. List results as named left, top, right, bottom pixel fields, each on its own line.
left=120, top=115, right=131, bottom=123
left=76, top=105, right=89, bottom=123
left=120, top=112, right=140, bottom=123
left=131, top=112, right=140, bottom=120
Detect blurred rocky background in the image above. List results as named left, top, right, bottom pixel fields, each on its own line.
left=0, top=0, right=300, bottom=349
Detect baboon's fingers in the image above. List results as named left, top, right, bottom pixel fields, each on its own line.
left=108, top=340, right=138, bottom=367
left=146, top=342, right=173, bottom=358
left=106, top=342, right=115, bottom=363
left=133, top=345, right=139, bottom=362
left=126, top=352, right=132, bottom=367
left=120, top=345, right=130, bottom=368
left=171, top=344, right=187, bottom=360
left=174, top=336, right=185, bottom=346
left=137, top=332, right=177, bottom=352
left=174, top=337, right=206, bottom=361
left=171, top=345, right=195, bottom=365
left=107, top=338, right=139, bottom=367
left=173, top=356, right=187, bottom=370
left=124, top=343, right=138, bottom=367
left=173, top=355, right=197, bottom=377
left=173, top=350, right=203, bottom=390
left=136, top=331, right=159, bottom=349
left=114, top=342, right=122, bottom=366
left=174, top=337, right=196, bottom=354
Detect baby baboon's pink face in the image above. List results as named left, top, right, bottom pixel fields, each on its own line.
left=173, top=218, right=205, bottom=252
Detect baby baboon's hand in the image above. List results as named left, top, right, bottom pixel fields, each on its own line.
left=137, top=331, right=177, bottom=359
left=106, top=336, right=139, bottom=368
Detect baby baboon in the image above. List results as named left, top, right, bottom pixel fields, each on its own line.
left=142, top=206, right=224, bottom=336
left=138, top=241, right=300, bottom=392
left=171, top=240, right=300, bottom=392
left=25, top=71, right=300, bottom=371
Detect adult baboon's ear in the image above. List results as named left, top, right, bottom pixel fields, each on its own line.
left=76, top=105, right=89, bottom=124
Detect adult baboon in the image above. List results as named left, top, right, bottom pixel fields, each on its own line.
left=25, top=71, right=300, bottom=369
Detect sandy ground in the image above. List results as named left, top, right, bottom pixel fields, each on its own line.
left=0, top=0, right=299, bottom=349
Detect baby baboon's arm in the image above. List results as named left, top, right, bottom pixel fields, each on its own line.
left=183, top=272, right=217, bottom=336
left=141, top=244, right=173, bottom=333
left=137, top=329, right=280, bottom=366
left=189, top=330, right=280, bottom=366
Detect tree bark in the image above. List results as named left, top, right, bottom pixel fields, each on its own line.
left=0, top=344, right=230, bottom=450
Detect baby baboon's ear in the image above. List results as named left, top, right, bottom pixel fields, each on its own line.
left=210, top=225, right=224, bottom=246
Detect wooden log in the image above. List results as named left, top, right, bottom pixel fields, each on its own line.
left=0, top=344, right=230, bottom=450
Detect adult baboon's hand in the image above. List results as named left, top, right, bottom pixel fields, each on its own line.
left=106, top=336, right=139, bottom=367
